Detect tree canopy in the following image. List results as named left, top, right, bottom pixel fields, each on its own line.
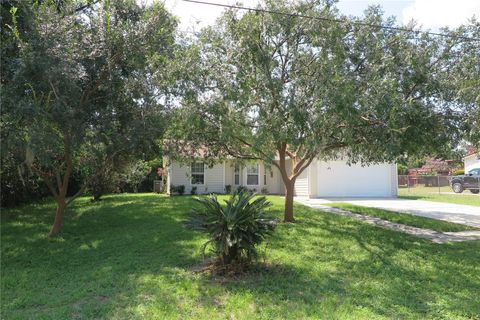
left=1, top=0, right=478, bottom=227
left=167, top=0, right=480, bottom=221
left=1, top=0, right=177, bottom=235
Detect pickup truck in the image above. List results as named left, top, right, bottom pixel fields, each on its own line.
left=450, top=168, right=480, bottom=194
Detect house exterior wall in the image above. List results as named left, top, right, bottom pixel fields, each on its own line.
left=241, top=161, right=283, bottom=194
left=167, top=159, right=285, bottom=195
left=225, top=161, right=235, bottom=186
left=241, top=161, right=262, bottom=192
left=390, top=164, right=398, bottom=196
left=168, top=161, right=224, bottom=194
left=294, top=166, right=309, bottom=197
left=166, top=158, right=397, bottom=197
left=222, top=160, right=284, bottom=194
left=465, top=153, right=480, bottom=172
left=265, top=163, right=283, bottom=194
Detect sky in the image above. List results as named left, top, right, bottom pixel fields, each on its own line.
left=149, top=0, right=480, bottom=32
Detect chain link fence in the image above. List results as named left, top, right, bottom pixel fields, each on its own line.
left=398, top=175, right=480, bottom=196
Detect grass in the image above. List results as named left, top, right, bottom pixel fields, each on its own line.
left=398, top=186, right=480, bottom=207
left=327, top=203, right=477, bottom=232
left=1, top=193, right=480, bottom=319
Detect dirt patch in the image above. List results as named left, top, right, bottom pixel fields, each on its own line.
left=72, top=295, right=110, bottom=318
left=189, top=258, right=291, bottom=284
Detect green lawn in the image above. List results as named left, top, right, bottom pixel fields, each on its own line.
left=327, top=203, right=477, bottom=232
left=2, top=194, right=480, bottom=319
left=398, top=186, right=480, bottom=207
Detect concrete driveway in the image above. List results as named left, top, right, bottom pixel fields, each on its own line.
left=295, top=197, right=480, bottom=228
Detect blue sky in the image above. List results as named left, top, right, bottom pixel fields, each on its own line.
left=336, top=0, right=411, bottom=21
left=337, top=0, right=479, bottom=29
left=156, top=0, right=479, bottom=32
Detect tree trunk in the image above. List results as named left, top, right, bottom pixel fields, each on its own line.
left=92, top=191, right=103, bottom=202
left=49, top=198, right=66, bottom=237
left=284, top=180, right=295, bottom=222
left=222, top=246, right=238, bottom=265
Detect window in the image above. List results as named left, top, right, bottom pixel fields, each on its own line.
left=234, top=164, right=240, bottom=185
left=191, top=162, right=204, bottom=184
left=469, top=169, right=479, bottom=176
left=264, top=173, right=267, bottom=185
left=246, top=164, right=259, bottom=185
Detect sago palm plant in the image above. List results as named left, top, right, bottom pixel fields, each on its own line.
left=186, top=190, right=277, bottom=266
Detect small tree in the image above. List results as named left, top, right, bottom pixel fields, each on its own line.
left=168, top=0, right=477, bottom=222
left=3, top=1, right=176, bottom=235
left=120, top=160, right=151, bottom=193
left=83, top=144, right=126, bottom=201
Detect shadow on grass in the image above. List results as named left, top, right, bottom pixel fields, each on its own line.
left=2, top=195, right=479, bottom=319
left=206, top=201, right=480, bottom=318
left=1, top=194, right=205, bottom=318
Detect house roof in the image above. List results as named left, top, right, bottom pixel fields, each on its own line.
left=464, top=152, right=479, bottom=160
left=163, top=139, right=286, bottom=161
left=163, top=140, right=210, bottom=158
left=464, top=146, right=478, bottom=159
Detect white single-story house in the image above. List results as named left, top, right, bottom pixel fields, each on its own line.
left=165, top=157, right=398, bottom=198
left=464, top=151, right=480, bottom=172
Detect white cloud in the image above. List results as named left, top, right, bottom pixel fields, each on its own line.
left=402, top=0, right=479, bottom=28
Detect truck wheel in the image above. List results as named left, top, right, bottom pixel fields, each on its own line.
left=470, top=189, right=479, bottom=194
left=452, top=183, right=463, bottom=193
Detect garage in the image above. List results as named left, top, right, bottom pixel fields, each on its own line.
left=315, top=160, right=397, bottom=197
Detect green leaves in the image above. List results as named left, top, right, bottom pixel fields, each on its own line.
left=170, top=0, right=478, bottom=165
left=1, top=1, right=178, bottom=218
left=186, top=190, right=277, bottom=265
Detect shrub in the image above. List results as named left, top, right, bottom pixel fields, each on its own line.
left=397, top=164, right=408, bottom=175
left=236, top=186, right=251, bottom=194
left=418, top=170, right=436, bottom=176
left=120, top=160, right=151, bottom=193
left=261, top=187, right=269, bottom=194
left=225, top=185, right=232, bottom=194
left=0, top=164, right=50, bottom=207
left=170, top=185, right=185, bottom=195
left=178, top=185, right=185, bottom=195
left=191, top=186, right=197, bottom=195
left=186, top=190, right=277, bottom=266
left=1, top=152, right=82, bottom=207
left=453, top=169, right=464, bottom=176
left=87, top=164, right=121, bottom=201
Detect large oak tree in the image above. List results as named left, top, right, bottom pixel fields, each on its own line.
left=167, top=0, right=479, bottom=221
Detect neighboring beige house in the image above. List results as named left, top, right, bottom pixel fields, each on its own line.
left=464, top=150, right=480, bottom=172
left=165, top=157, right=398, bottom=198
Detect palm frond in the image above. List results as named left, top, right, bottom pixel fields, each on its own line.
left=185, top=189, right=277, bottom=265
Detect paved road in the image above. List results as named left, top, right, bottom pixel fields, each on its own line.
left=294, top=197, right=480, bottom=228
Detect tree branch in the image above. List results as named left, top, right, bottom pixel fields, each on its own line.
left=31, top=166, right=59, bottom=199
left=60, top=133, right=73, bottom=197
left=56, top=171, right=62, bottom=192
left=66, top=184, right=86, bottom=206
left=74, top=0, right=100, bottom=13
left=285, top=147, right=296, bottom=160
left=291, top=154, right=315, bottom=180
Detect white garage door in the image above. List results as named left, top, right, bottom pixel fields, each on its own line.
left=316, top=161, right=394, bottom=197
